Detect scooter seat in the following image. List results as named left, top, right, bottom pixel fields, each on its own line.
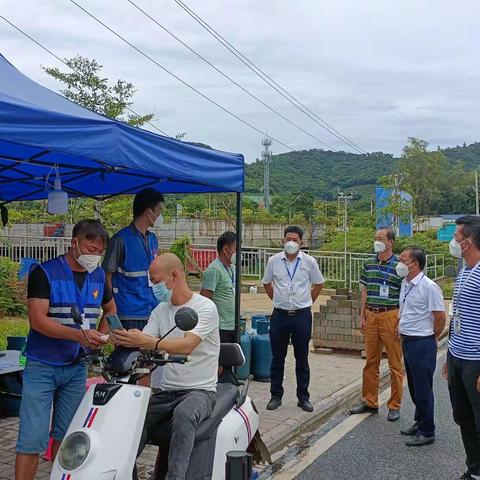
left=149, top=383, right=239, bottom=445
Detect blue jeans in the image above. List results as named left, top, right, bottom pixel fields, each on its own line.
left=402, top=335, right=437, bottom=437
left=16, top=359, right=87, bottom=454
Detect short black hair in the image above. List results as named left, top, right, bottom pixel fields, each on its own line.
left=456, top=215, right=480, bottom=249
left=378, top=227, right=396, bottom=241
left=404, top=245, right=426, bottom=270
left=217, top=231, right=237, bottom=253
left=284, top=225, right=304, bottom=240
left=133, top=189, right=165, bottom=218
left=72, top=219, right=109, bottom=246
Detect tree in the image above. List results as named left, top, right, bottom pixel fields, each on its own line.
left=398, top=138, right=448, bottom=215
left=43, top=56, right=154, bottom=126
left=43, top=56, right=157, bottom=222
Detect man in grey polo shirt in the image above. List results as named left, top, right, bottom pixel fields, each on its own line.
left=396, top=246, right=445, bottom=447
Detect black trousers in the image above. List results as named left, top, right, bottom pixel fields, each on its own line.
left=448, top=351, right=480, bottom=476
left=402, top=335, right=436, bottom=437
left=269, top=308, right=312, bottom=402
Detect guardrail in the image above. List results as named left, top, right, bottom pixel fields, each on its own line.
left=0, top=236, right=446, bottom=287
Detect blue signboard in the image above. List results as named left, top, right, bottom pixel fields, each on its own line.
left=375, top=186, right=413, bottom=237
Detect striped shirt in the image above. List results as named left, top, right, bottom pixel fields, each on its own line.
left=359, top=254, right=402, bottom=307
left=448, top=262, right=480, bottom=360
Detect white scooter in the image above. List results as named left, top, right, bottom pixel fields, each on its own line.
left=50, top=307, right=270, bottom=480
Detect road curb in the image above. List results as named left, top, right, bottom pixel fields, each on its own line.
left=266, top=336, right=450, bottom=454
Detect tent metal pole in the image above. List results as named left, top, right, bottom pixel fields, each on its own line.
left=234, top=192, right=242, bottom=343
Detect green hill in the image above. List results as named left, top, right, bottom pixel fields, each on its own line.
left=245, top=142, right=480, bottom=200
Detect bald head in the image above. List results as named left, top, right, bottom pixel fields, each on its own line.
left=150, top=252, right=184, bottom=283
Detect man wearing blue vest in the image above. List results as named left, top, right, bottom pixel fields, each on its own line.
left=15, top=219, right=116, bottom=480
left=103, top=188, right=165, bottom=329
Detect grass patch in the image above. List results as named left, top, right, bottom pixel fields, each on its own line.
left=0, top=316, right=29, bottom=350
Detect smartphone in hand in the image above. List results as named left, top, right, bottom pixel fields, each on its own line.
left=106, top=314, right=125, bottom=332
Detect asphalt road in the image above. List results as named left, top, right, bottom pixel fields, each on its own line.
left=295, top=355, right=466, bottom=480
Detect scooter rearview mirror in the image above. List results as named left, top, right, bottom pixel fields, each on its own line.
left=174, top=307, right=198, bottom=332
left=71, top=305, right=83, bottom=326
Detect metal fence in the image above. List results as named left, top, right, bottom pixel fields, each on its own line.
left=0, top=235, right=446, bottom=287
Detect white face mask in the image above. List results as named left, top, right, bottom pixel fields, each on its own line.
left=154, top=213, right=164, bottom=227
left=225, top=247, right=237, bottom=265
left=74, top=241, right=101, bottom=274
left=374, top=241, right=386, bottom=254
left=148, top=209, right=163, bottom=228
left=285, top=240, right=300, bottom=255
left=395, top=262, right=410, bottom=278
left=449, top=238, right=467, bottom=258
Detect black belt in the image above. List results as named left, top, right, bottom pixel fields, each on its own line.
left=366, top=305, right=398, bottom=313
left=274, top=307, right=311, bottom=316
left=401, top=334, right=435, bottom=341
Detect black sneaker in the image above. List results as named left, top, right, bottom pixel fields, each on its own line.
left=388, top=409, right=400, bottom=422
left=459, top=473, right=473, bottom=480
left=405, top=434, right=435, bottom=447
left=297, top=400, right=314, bottom=412
left=266, top=397, right=282, bottom=411
left=400, top=423, right=419, bottom=436
left=349, top=401, right=378, bottom=415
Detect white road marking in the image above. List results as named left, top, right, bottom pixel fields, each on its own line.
left=272, top=388, right=390, bottom=480
left=272, top=348, right=447, bottom=479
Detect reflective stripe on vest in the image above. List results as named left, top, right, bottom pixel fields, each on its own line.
left=116, top=267, right=148, bottom=278
left=111, top=226, right=158, bottom=318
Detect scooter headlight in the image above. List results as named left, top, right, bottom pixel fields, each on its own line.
left=58, top=431, right=90, bottom=471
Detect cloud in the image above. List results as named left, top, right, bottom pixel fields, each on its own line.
left=1, top=0, right=479, bottom=162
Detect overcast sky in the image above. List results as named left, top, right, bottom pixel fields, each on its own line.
left=1, top=0, right=480, bottom=163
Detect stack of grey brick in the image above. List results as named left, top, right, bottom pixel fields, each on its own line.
left=312, top=288, right=364, bottom=351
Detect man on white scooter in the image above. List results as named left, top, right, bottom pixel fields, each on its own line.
left=113, top=252, right=220, bottom=480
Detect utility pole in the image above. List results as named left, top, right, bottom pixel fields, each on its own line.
left=338, top=191, right=354, bottom=259
left=475, top=170, right=479, bottom=215
left=262, top=136, right=272, bottom=212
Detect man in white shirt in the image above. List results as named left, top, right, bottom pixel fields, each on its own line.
left=113, top=253, right=220, bottom=480
left=396, top=246, right=445, bottom=447
left=262, top=226, right=325, bottom=413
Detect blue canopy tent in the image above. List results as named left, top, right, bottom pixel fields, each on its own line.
left=0, top=53, right=244, bottom=338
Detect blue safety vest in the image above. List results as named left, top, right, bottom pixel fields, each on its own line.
left=111, top=225, right=158, bottom=321
left=25, top=256, right=105, bottom=365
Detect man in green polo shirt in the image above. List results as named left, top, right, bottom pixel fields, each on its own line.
left=200, top=231, right=237, bottom=343
left=349, top=227, right=404, bottom=422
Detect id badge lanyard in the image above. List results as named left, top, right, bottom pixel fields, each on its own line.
left=223, top=263, right=235, bottom=294
left=400, top=274, right=424, bottom=316
left=62, top=256, right=90, bottom=330
left=379, top=258, right=393, bottom=298
left=284, top=257, right=300, bottom=294
left=452, top=261, right=480, bottom=333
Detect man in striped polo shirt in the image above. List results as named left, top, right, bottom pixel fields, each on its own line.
left=445, top=215, right=480, bottom=480
left=350, top=227, right=403, bottom=422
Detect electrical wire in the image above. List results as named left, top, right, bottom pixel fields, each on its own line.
left=68, top=0, right=296, bottom=152
left=126, top=0, right=335, bottom=150
left=174, top=0, right=367, bottom=154
left=0, top=14, right=170, bottom=137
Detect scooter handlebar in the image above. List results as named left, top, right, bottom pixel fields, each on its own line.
left=159, top=353, right=191, bottom=364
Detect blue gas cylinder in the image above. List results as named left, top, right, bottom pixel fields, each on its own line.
left=252, top=320, right=272, bottom=382
left=237, top=319, right=252, bottom=381
left=251, top=314, right=266, bottom=330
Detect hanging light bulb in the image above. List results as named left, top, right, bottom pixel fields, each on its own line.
left=48, top=167, right=68, bottom=214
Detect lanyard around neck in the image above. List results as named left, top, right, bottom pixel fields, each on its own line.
left=283, top=257, right=300, bottom=282
left=402, top=274, right=424, bottom=305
